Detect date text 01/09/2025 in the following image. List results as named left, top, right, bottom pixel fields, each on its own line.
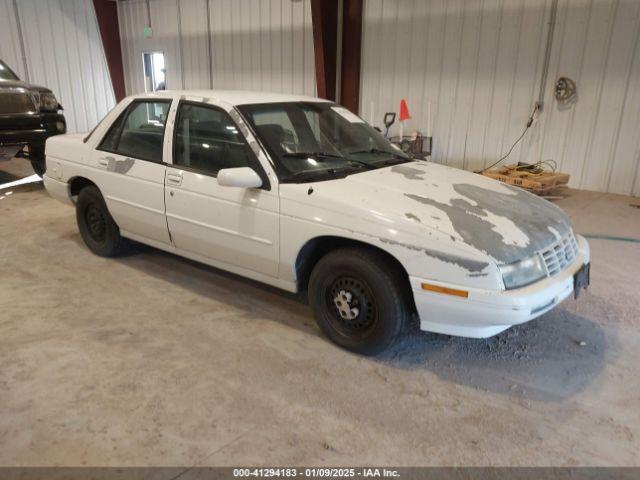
left=232, top=468, right=400, bottom=478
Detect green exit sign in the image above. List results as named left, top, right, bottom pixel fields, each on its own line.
left=143, top=26, right=152, bottom=38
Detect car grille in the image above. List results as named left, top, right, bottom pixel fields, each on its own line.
left=540, top=231, right=578, bottom=277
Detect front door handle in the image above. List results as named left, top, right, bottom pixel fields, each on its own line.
left=167, top=172, right=183, bottom=186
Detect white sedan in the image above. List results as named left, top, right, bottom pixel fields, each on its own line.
left=43, top=90, right=590, bottom=354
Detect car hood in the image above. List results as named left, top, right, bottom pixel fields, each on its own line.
left=0, top=79, right=51, bottom=93
left=280, top=161, right=572, bottom=265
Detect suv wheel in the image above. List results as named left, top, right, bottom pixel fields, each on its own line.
left=30, top=158, right=46, bottom=177
left=29, top=146, right=46, bottom=177
left=308, top=247, right=409, bottom=355
left=76, top=186, right=126, bottom=256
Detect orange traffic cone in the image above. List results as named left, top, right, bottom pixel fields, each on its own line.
left=399, top=99, right=411, bottom=140
left=399, top=99, right=411, bottom=121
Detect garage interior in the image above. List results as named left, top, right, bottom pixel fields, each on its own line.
left=1, top=0, right=640, bottom=471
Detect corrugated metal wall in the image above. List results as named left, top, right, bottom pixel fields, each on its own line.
left=361, top=0, right=640, bottom=195
left=118, top=0, right=316, bottom=96
left=0, top=0, right=115, bottom=133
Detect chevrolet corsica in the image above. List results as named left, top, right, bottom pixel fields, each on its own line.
left=43, top=91, right=590, bottom=354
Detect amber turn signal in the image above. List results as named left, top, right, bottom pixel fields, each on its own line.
left=421, top=283, right=469, bottom=298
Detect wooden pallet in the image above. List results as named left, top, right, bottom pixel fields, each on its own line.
left=482, top=164, right=570, bottom=195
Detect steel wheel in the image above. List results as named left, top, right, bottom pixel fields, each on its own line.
left=85, top=203, right=107, bottom=243
left=326, top=276, right=378, bottom=337
left=76, top=185, right=126, bottom=257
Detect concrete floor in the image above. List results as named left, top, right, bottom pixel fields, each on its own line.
left=1, top=157, right=639, bottom=467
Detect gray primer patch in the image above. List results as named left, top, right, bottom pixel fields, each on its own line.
left=391, top=165, right=426, bottom=180
left=405, top=213, right=421, bottom=223
left=106, top=157, right=135, bottom=174
left=405, top=183, right=571, bottom=264
left=425, top=250, right=489, bottom=273
left=379, top=238, right=489, bottom=273
left=379, top=238, right=424, bottom=253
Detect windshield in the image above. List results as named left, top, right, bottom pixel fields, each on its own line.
left=0, top=60, right=20, bottom=81
left=237, top=102, right=411, bottom=182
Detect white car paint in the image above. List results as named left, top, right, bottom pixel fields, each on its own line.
left=43, top=90, right=590, bottom=339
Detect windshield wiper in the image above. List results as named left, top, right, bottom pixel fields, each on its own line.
left=349, top=147, right=407, bottom=159
left=283, top=168, right=349, bottom=183
left=282, top=151, right=375, bottom=170
left=349, top=147, right=405, bottom=159
left=282, top=151, right=344, bottom=160
left=345, top=159, right=377, bottom=170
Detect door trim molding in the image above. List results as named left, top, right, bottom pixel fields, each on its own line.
left=166, top=212, right=274, bottom=246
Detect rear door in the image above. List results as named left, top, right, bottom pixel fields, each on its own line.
left=164, top=100, right=279, bottom=277
left=91, top=99, right=172, bottom=245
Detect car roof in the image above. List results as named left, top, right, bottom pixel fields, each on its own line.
left=136, top=89, right=331, bottom=106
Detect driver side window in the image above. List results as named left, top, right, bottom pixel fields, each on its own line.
left=173, top=103, right=254, bottom=176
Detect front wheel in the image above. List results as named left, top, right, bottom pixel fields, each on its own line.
left=76, top=185, right=126, bottom=256
left=308, top=248, right=409, bottom=355
left=29, top=145, right=46, bottom=177
left=30, top=158, right=46, bottom=177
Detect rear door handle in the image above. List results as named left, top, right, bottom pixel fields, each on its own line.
left=167, top=172, right=183, bottom=186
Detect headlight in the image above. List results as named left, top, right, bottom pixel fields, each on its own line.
left=40, top=92, right=59, bottom=111
left=499, top=254, right=546, bottom=289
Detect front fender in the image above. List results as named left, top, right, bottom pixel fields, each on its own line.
left=280, top=213, right=502, bottom=291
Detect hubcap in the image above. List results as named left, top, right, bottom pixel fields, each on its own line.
left=327, top=276, right=376, bottom=334
left=333, top=289, right=359, bottom=320
left=85, top=203, right=106, bottom=242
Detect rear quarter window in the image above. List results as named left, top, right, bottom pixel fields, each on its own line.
left=98, top=100, right=171, bottom=163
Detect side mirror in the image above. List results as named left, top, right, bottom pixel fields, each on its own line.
left=217, top=167, right=263, bottom=189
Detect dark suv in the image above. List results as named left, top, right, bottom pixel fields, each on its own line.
left=0, top=59, right=66, bottom=176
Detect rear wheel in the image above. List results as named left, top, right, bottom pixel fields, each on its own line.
left=76, top=185, right=126, bottom=256
left=308, top=248, right=409, bottom=355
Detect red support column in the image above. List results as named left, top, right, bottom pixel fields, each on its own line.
left=311, top=0, right=339, bottom=101
left=340, top=0, right=363, bottom=113
left=93, top=0, right=126, bottom=102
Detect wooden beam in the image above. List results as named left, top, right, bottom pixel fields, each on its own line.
left=93, top=0, right=126, bottom=101
left=340, top=0, right=363, bottom=113
left=311, top=0, right=338, bottom=101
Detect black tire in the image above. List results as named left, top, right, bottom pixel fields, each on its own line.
left=30, top=158, right=46, bottom=177
left=308, top=247, right=409, bottom=355
left=76, top=185, right=126, bottom=257
left=30, top=145, right=46, bottom=177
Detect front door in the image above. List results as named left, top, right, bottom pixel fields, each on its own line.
left=164, top=101, right=279, bottom=277
left=93, top=99, right=172, bottom=245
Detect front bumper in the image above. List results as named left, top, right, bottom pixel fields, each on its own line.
left=0, top=112, right=66, bottom=149
left=411, top=235, right=591, bottom=338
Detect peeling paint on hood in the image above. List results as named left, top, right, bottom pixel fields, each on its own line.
left=390, top=164, right=427, bottom=180
left=281, top=161, right=573, bottom=266
left=403, top=183, right=570, bottom=264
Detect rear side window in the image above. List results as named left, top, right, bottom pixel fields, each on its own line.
left=98, top=100, right=171, bottom=163
left=173, top=103, right=255, bottom=176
